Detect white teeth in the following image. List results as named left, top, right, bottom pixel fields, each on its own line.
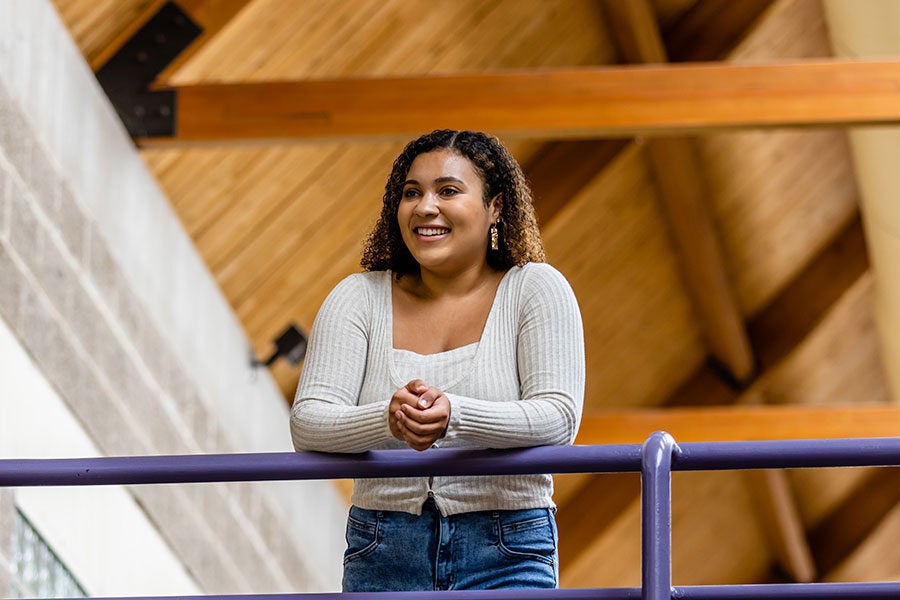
left=417, top=227, right=449, bottom=236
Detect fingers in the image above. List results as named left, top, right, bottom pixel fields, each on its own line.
left=388, top=382, right=450, bottom=450
left=394, top=421, right=428, bottom=451
left=389, top=387, right=422, bottom=417
left=397, top=406, right=446, bottom=433
left=394, top=393, right=450, bottom=450
left=394, top=414, right=444, bottom=451
left=400, top=400, right=447, bottom=425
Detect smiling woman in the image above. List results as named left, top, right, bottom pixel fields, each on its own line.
left=290, top=130, right=585, bottom=592
left=397, top=150, right=500, bottom=283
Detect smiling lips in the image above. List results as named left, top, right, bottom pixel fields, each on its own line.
left=415, top=227, right=450, bottom=237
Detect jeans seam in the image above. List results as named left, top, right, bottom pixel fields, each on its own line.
left=495, top=514, right=556, bottom=566
left=343, top=512, right=381, bottom=565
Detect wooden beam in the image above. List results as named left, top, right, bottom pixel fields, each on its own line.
left=601, top=0, right=755, bottom=383
left=744, top=470, right=817, bottom=582
left=646, top=137, right=756, bottom=383
left=668, top=211, right=868, bottom=407
left=602, top=0, right=668, bottom=63
left=559, top=4, right=804, bottom=580
left=527, top=0, right=774, bottom=233
left=575, top=403, right=900, bottom=445
left=139, top=59, right=900, bottom=145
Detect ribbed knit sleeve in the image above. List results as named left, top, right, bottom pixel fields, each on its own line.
left=290, top=275, right=393, bottom=452
left=445, top=263, right=584, bottom=447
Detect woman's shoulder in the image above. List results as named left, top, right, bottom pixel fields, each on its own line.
left=321, top=270, right=390, bottom=310
left=335, top=269, right=390, bottom=290
left=503, top=262, right=579, bottom=311
left=508, top=262, right=573, bottom=291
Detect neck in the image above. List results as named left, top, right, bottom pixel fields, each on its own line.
left=409, top=262, right=499, bottom=299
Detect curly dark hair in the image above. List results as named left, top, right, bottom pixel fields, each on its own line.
left=361, top=129, right=545, bottom=274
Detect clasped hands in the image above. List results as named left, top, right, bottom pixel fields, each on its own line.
left=389, top=379, right=451, bottom=451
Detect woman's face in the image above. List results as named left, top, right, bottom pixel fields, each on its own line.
left=397, top=149, right=500, bottom=276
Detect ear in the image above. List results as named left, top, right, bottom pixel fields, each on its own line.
left=489, top=193, right=503, bottom=222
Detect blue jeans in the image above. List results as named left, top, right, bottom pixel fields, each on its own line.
left=342, top=498, right=558, bottom=591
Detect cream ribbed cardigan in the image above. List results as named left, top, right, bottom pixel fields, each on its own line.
left=290, top=262, right=585, bottom=516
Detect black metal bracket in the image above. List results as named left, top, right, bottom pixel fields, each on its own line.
left=253, top=324, right=308, bottom=368
left=95, top=2, right=201, bottom=137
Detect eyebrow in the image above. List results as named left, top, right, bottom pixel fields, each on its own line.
left=402, top=176, right=466, bottom=187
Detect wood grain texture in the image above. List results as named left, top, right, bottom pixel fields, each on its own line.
left=139, top=59, right=900, bottom=145
left=50, top=0, right=900, bottom=589
left=603, top=0, right=754, bottom=383
left=577, top=403, right=900, bottom=445
left=744, top=470, right=816, bottom=583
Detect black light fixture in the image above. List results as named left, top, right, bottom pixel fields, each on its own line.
left=253, top=324, right=308, bottom=367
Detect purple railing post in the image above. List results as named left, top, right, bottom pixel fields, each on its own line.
left=642, top=431, right=677, bottom=600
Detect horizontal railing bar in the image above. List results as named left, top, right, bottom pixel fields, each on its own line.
left=2, top=437, right=899, bottom=487
left=0, top=445, right=643, bottom=487
left=27, top=581, right=900, bottom=600
left=674, top=437, right=900, bottom=470
left=36, top=590, right=640, bottom=599
left=674, top=581, right=900, bottom=598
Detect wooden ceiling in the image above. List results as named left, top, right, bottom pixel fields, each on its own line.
left=52, top=0, right=900, bottom=590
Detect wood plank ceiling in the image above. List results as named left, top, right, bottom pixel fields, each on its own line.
left=52, top=0, right=900, bottom=589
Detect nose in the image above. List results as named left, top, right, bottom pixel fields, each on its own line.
left=414, top=191, right=440, bottom=216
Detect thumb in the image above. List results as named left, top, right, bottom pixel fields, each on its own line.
left=417, top=388, right=440, bottom=409
left=406, top=379, right=428, bottom=395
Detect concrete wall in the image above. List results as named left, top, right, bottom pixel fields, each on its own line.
left=0, top=317, right=199, bottom=596
left=0, top=0, right=344, bottom=593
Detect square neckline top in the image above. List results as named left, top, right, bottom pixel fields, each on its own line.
left=387, top=268, right=515, bottom=390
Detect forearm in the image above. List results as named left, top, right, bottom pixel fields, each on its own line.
left=290, top=398, right=392, bottom=453
left=445, top=393, right=579, bottom=448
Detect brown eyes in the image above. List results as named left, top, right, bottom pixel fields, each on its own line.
left=402, top=187, right=460, bottom=199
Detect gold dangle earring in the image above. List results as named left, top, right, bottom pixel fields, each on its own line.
left=490, top=222, right=499, bottom=251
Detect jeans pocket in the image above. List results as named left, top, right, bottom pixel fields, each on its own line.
left=496, top=511, right=557, bottom=566
left=343, top=508, right=380, bottom=565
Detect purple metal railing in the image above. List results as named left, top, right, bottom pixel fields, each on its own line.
left=2, top=433, right=900, bottom=600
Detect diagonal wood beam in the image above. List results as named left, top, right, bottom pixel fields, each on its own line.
left=603, top=0, right=755, bottom=383
left=138, top=59, right=900, bottom=146
left=559, top=4, right=801, bottom=578
left=603, top=0, right=668, bottom=63
left=645, top=137, right=756, bottom=382
left=744, top=470, right=817, bottom=583
left=668, top=212, right=869, bottom=407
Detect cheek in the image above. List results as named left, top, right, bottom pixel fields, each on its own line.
left=396, top=204, right=409, bottom=227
